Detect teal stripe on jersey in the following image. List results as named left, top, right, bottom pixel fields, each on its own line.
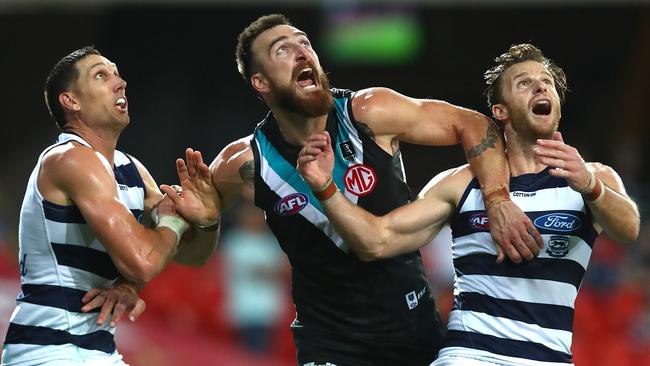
left=255, top=130, right=326, bottom=214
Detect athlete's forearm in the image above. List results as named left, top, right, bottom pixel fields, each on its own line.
left=460, top=116, right=509, bottom=191
left=174, top=225, right=220, bottom=266
left=587, top=183, right=640, bottom=243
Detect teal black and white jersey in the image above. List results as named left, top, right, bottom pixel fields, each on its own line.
left=251, top=89, right=445, bottom=353
left=439, top=168, right=598, bottom=365
left=2, top=133, right=145, bottom=365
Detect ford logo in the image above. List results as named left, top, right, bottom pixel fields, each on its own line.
left=274, top=193, right=309, bottom=216
left=533, top=213, right=581, bottom=232
left=469, top=213, right=490, bottom=230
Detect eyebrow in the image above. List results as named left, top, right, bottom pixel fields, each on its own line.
left=89, top=62, right=117, bottom=72
left=513, top=70, right=553, bottom=80
left=513, top=72, right=529, bottom=80
left=267, top=31, right=309, bottom=54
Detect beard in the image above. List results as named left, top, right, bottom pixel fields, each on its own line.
left=273, top=67, right=334, bottom=118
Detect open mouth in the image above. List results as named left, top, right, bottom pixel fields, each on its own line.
left=296, top=68, right=317, bottom=89
left=115, top=96, right=128, bottom=111
left=532, top=99, right=551, bottom=116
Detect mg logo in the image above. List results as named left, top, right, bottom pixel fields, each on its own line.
left=343, top=164, right=377, bottom=196
left=274, top=193, right=309, bottom=216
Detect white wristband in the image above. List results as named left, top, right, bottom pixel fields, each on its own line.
left=157, top=215, right=189, bottom=243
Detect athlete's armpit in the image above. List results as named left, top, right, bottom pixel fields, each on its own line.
left=466, top=121, right=499, bottom=159
left=239, top=160, right=255, bottom=186
left=357, top=122, right=376, bottom=141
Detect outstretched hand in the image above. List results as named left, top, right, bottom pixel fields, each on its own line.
left=534, top=131, right=593, bottom=193
left=81, top=280, right=146, bottom=327
left=487, top=200, right=544, bottom=263
left=160, top=148, right=221, bottom=226
left=297, top=131, right=335, bottom=190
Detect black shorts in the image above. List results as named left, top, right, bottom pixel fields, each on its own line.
left=292, top=326, right=438, bottom=366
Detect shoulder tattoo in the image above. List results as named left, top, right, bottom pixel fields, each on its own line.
left=239, top=160, right=255, bottom=186
left=466, top=122, right=499, bottom=159
left=357, top=122, right=376, bottom=141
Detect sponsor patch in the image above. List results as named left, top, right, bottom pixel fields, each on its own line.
left=533, top=213, right=582, bottom=232
left=343, top=164, right=376, bottom=196
left=338, top=140, right=357, bottom=161
left=274, top=193, right=309, bottom=216
left=469, top=212, right=490, bottom=230
left=546, top=235, right=570, bottom=257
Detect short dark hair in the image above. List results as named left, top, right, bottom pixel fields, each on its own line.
left=484, top=44, right=567, bottom=110
left=44, top=46, right=101, bottom=129
left=235, top=14, right=291, bottom=82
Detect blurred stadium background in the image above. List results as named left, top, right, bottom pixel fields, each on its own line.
left=0, top=0, right=649, bottom=365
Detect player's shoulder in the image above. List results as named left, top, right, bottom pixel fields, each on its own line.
left=212, top=135, right=254, bottom=174
left=351, top=87, right=399, bottom=112
left=437, top=164, right=474, bottom=185
left=419, top=164, right=473, bottom=199
left=42, top=141, right=103, bottom=174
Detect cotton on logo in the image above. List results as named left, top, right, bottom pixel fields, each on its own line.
left=344, top=164, right=377, bottom=196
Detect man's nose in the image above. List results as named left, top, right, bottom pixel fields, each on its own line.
left=533, top=79, right=547, bottom=93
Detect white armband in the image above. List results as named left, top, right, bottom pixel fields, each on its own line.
left=151, top=208, right=188, bottom=243
left=157, top=216, right=189, bottom=243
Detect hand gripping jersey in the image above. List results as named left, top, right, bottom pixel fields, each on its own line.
left=439, top=168, right=598, bottom=366
left=2, top=133, right=145, bottom=365
left=251, top=89, right=445, bottom=354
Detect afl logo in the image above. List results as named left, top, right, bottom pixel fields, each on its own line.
left=274, top=193, right=309, bottom=216
left=344, top=164, right=377, bottom=196
left=469, top=213, right=490, bottom=230
left=534, top=213, right=582, bottom=232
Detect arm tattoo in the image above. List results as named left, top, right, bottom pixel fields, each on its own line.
left=239, top=160, right=255, bottom=186
left=357, top=122, right=376, bottom=141
left=466, top=122, right=499, bottom=159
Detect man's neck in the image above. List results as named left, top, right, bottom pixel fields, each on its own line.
left=505, top=129, right=547, bottom=177
left=63, top=124, right=120, bottom=166
left=272, top=108, right=328, bottom=147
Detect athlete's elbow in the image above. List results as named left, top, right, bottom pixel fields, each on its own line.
left=117, top=259, right=162, bottom=283
left=610, top=219, right=640, bottom=244
left=621, top=221, right=640, bottom=244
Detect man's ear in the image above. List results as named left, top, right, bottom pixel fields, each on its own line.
left=492, top=103, right=508, bottom=123
left=59, top=92, right=80, bottom=112
left=250, top=73, right=270, bottom=94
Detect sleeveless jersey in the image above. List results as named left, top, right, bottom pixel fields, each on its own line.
left=2, top=133, right=146, bottom=365
left=440, top=167, right=598, bottom=365
left=251, top=89, right=444, bottom=349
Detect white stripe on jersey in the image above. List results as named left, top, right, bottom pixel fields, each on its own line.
left=1, top=344, right=126, bottom=366
left=456, top=275, right=577, bottom=308
left=43, top=221, right=107, bottom=252
left=435, top=347, right=574, bottom=366
left=448, top=310, right=572, bottom=354
left=460, top=186, right=586, bottom=213
left=10, top=302, right=112, bottom=335
left=20, top=253, right=109, bottom=291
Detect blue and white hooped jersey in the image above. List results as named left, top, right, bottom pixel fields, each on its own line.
left=251, top=89, right=445, bottom=351
left=2, top=133, right=145, bottom=365
left=439, top=168, right=598, bottom=365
